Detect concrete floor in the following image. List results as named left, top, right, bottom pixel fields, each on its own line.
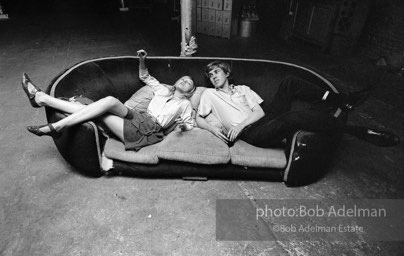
left=1, top=4, right=404, bottom=256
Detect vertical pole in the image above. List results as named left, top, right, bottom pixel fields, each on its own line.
left=119, top=0, right=129, bottom=12
left=180, top=0, right=194, bottom=56
left=0, top=2, right=9, bottom=19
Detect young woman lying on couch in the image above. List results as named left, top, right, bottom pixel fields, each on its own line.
left=22, top=50, right=196, bottom=151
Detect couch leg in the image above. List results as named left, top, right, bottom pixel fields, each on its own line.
left=182, top=176, right=208, bottom=181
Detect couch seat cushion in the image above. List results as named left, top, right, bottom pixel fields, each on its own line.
left=230, top=140, right=287, bottom=169
left=157, top=128, right=230, bottom=164
left=104, top=138, right=159, bottom=164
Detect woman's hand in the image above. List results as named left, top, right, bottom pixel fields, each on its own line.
left=137, top=49, right=147, bottom=59
left=175, top=117, right=187, bottom=131
left=227, top=124, right=246, bottom=142
left=137, top=49, right=147, bottom=70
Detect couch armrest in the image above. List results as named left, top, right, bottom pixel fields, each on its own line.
left=283, top=130, right=340, bottom=187
left=45, top=109, right=105, bottom=177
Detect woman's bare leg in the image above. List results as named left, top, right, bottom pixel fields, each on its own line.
left=25, top=76, right=87, bottom=114
left=35, top=91, right=87, bottom=113
left=25, top=77, right=128, bottom=139
left=98, top=114, right=125, bottom=141
left=37, top=96, right=128, bottom=133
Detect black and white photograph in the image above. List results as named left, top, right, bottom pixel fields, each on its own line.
left=1, top=0, right=403, bottom=255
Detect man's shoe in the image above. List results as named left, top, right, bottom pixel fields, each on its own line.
left=353, top=128, right=400, bottom=147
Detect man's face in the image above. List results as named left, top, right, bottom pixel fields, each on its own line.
left=208, top=67, right=229, bottom=88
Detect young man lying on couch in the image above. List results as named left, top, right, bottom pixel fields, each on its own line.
left=196, top=61, right=400, bottom=153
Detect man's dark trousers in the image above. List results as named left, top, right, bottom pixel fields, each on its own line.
left=240, top=76, right=343, bottom=148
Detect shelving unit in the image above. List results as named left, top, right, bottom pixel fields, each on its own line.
left=290, top=0, right=371, bottom=54
left=196, top=0, right=233, bottom=39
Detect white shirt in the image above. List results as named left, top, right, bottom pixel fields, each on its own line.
left=139, top=68, right=194, bottom=130
left=198, top=85, right=263, bottom=129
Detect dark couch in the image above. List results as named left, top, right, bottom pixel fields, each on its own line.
left=45, top=56, right=344, bottom=186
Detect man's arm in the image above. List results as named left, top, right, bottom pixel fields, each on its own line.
left=227, top=104, right=265, bottom=142
left=197, top=89, right=229, bottom=143
left=196, top=114, right=229, bottom=143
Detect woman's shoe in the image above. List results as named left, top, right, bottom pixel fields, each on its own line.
left=26, top=124, right=61, bottom=138
left=22, top=73, right=42, bottom=108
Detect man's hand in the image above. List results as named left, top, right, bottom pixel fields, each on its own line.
left=227, top=124, right=246, bottom=142
left=209, top=126, right=229, bottom=144
left=195, top=114, right=229, bottom=144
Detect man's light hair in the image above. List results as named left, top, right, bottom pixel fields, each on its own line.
left=205, top=61, right=233, bottom=83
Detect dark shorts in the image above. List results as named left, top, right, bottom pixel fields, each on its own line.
left=123, top=108, right=164, bottom=151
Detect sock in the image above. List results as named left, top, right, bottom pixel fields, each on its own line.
left=322, top=91, right=344, bottom=107
left=322, top=91, right=330, bottom=101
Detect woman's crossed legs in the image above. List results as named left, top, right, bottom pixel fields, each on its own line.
left=24, top=75, right=126, bottom=141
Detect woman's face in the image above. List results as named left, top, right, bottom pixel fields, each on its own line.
left=174, top=76, right=195, bottom=96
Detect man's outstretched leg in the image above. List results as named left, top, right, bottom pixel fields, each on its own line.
left=241, top=107, right=343, bottom=148
left=267, top=75, right=371, bottom=118
left=240, top=75, right=399, bottom=148
left=241, top=106, right=399, bottom=149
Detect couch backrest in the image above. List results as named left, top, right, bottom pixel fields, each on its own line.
left=47, top=56, right=339, bottom=113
